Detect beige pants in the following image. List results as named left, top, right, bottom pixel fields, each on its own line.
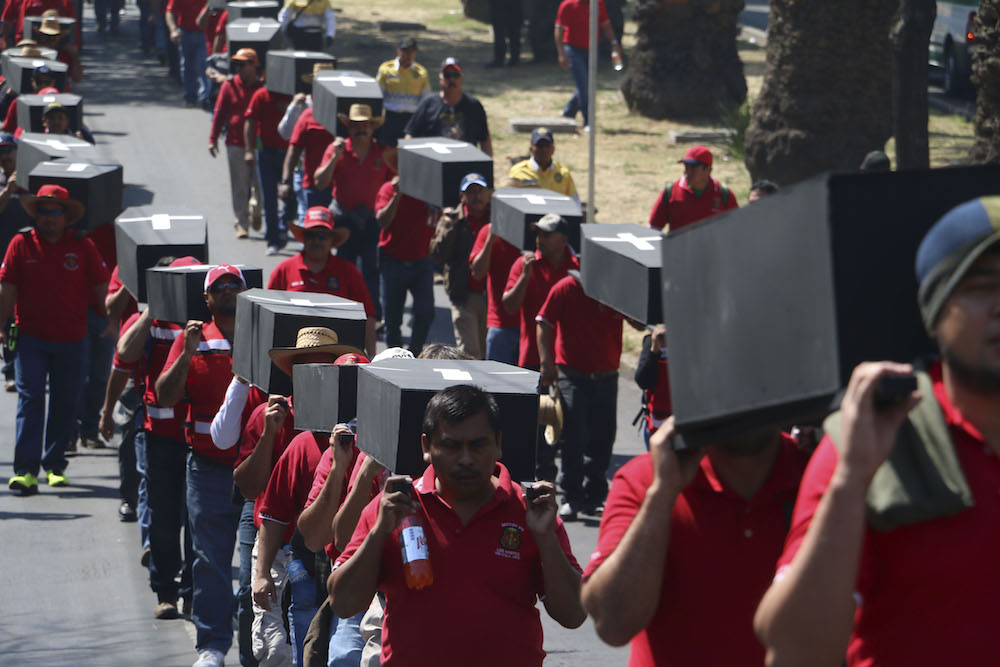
left=227, top=144, right=261, bottom=230
left=251, top=536, right=293, bottom=666
left=359, top=593, right=385, bottom=667
left=451, top=291, right=487, bottom=360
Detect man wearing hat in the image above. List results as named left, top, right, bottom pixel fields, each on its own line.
left=648, top=145, right=738, bottom=232
left=41, top=100, right=89, bottom=141
left=376, top=37, right=431, bottom=147
left=314, top=102, right=396, bottom=311
left=7, top=0, right=78, bottom=46
left=166, top=0, right=210, bottom=108
left=155, top=264, right=249, bottom=667
left=507, top=127, right=579, bottom=199
left=209, top=47, right=262, bottom=240
left=404, top=57, right=492, bottom=156
left=755, top=196, right=1000, bottom=665
left=268, top=206, right=377, bottom=357
left=35, top=10, right=81, bottom=82
left=2, top=184, right=108, bottom=495
left=431, top=172, right=493, bottom=359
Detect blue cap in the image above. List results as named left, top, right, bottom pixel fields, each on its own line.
left=34, top=65, right=51, bottom=76
left=916, top=196, right=1000, bottom=329
left=530, top=127, right=554, bottom=145
left=0, top=133, right=17, bottom=148
left=459, top=173, right=487, bottom=192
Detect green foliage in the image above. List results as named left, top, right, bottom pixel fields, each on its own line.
left=720, top=98, right=753, bottom=160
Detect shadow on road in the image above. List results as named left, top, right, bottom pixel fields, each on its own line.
left=0, top=510, right=91, bottom=520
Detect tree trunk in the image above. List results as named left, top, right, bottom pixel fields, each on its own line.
left=892, top=0, right=936, bottom=169
left=621, top=0, right=746, bottom=121
left=744, top=0, right=897, bottom=185
left=969, top=0, right=1000, bottom=163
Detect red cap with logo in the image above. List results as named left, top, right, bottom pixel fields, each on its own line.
left=170, top=256, right=202, bottom=268
left=678, top=145, right=713, bottom=167
left=203, top=264, right=246, bottom=291
left=334, top=352, right=370, bottom=365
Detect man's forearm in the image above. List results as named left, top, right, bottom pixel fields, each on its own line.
left=554, top=26, right=564, bottom=53
left=155, top=352, right=191, bottom=407
left=0, top=282, right=18, bottom=326
left=313, top=154, right=338, bottom=189
left=165, top=11, right=177, bottom=31
left=105, top=286, right=131, bottom=327
left=298, top=461, right=346, bottom=552
left=469, top=236, right=494, bottom=280
left=92, top=283, right=109, bottom=317
left=329, top=530, right=387, bottom=618
left=536, top=322, right=554, bottom=367
left=244, top=119, right=256, bottom=153
left=502, top=272, right=529, bottom=314
left=254, top=518, right=287, bottom=579
left=234, top=429, right=277, bottom=499
left=537, top=532, right=586, bottom=628
left=480, top=137, right=493, bottom=158
left=332, top=474, right=374, bottom=551
left=117, top=310, right=152, bottom=363
left=101, top=368, right=131, bottom=422
left=282, top=145, right=302, bottom=183
left=376, top=193, right=400, bottom=229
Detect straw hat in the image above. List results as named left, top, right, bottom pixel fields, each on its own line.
left=38, top=11, right=70, bottom=37
left=21, top=184, right=84, bottom=225
left=20, top=46, right=42, bottom=57
left=538, top=385, right=564, bottom=445
left=300, top=61, right=335, bottom=85
left=268, top=327, right=364, bottom=378
left=337, top=103, right=384, bottom=129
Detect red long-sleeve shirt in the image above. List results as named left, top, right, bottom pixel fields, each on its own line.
left=209, top=73, right=259, bottom=147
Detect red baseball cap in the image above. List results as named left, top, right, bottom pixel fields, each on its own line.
left=679, top=145, right=713, bottom=168
left=334, top=352, right=370, bottom=365
left=37, top=86, right=59, bottom=95
left=290, top=206, right=350, bottom=246
left=169, top=256, right=202, bottom=268
left=203, top=264, right=246, bottom=291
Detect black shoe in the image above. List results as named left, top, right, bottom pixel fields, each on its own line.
left=140, top=545, right=151, bottom=568
left=200, top=98, right=213, bottom=112
left=119, top=502, right=138, bottom=522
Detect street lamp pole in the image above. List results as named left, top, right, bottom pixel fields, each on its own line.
left=586, top=0, right=597, bottom=223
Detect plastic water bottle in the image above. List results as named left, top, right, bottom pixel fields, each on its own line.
left=286, top=557, right=310, bottom=585
left=612, top=51, right=624, bottom=72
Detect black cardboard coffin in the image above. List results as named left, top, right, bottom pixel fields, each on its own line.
left=2, top=56, right=67, bottom=94
left=28, top=160, right=124, bottom=231
left=115, top=209, right=210, bottom=301
left=397, top=138, right=493, bottom=209
left=492, top=187, right=582, bottom=252
left=15, top=132, right=101, bottom=189
left=24, top=16, right=76, bottom=45
left=356, top=359, right=539, bottom=477
left=145, top=264, right=264, bottom=323
left=1, top=47, right=57, bottom=72
left=312, top=69, right=382, bottom=134
left=233, top=288, right=367, bottom=396
left=292, top=362, right=360, bottom=431
left=226, top=0, right=280, bottom=20
left=16, top=93, right=83, bottom=133
left=661, top=165, right=1000, bottom=445
left=266, top=49, right=337, bottom=96
left=581, top=223, right=663, bottom=324
left=226, top=18, right=284, bottom=63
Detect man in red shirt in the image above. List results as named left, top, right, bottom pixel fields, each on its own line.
left=470, top=222, right=521, bottom=365
left=155, top=264, right=248, bottom=667
left=209, top=48, right=261, bottom=240
left=755, top=196, right=1000, bottom=666
left=2, top=185, right=108, bottom=495
left=329, top=384, right=586, bottom=666
left=267, top=206, right=377, bottom=356
left=648, top=145, right=739, bottom=232
left=166, top=0, right=209, bottom=108
left=581, top=418, right=808, bottom=665
left=375, top=175, right=433, bottom=354
left=502, top=213, right=579, bottom=369
left=245, top=82, right=293, bottom=254
left=536, top=270, right=632, bottom=518
left=555, top=0, right=621, bottom=129
left=281, top=105, right=333, bottom=215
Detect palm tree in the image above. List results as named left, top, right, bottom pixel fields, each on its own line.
left=969, top=0, right=1000, bottom=163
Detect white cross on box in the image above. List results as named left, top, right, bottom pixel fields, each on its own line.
left=496, top=192, right=573, bottom=206
left=248, top=22, right=260, bottom=32
left=591, top=232, right=662, bottom=251
left=253, top=296, right=359, bottom=309
left=319, top=73, right=377, bottom=87
left=405, top=141, right=461, bottom=155
left=118, top=214, right=204, bottom=231
left=22, top=136, right=89, bottom=151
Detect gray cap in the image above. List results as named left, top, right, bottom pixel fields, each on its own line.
left=531, top=213, right=569, bottom=235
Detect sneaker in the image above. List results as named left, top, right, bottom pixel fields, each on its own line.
left=65, top=438, right=78, bottom=457
left=140, top=545, right=151, bottom=568
left=46, top=470, right=69, bottom=487
left=4, top=378, right=14, bottom=392
left=181, top=595, right=192, bottom=616
left=82, top=436, right=106, bottom=450
left=119, top=502, right=138, bottom=522
left=581, top=503, right=605, bottom=517
left=192, top=648, right=225, bottom=667
left=8, top=473, right=38, bottom=496
left=266, top=244, right=281, bottom=256
left=557, top=502, right=578, bottom=522
left=154, top=600, right=179, bottom=619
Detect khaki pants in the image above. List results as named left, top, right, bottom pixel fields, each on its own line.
left=227, top=144, right=261, bottom=230
left=251, top=536, right=293, bottom=666
left=450, top=291, right=487, bottom=360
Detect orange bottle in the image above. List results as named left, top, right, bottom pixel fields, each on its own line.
left=400, top=511, right=434, bottom=590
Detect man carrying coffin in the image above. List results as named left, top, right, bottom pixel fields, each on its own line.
left=329, top=384, right=586, bottom=666
left=267, top=206, right=377, bottom=357
left=754, top=196, right=1000, bottom=665
left=156, top=264, right=248, bottom=667
left=3, top=185, right=108, bottom=495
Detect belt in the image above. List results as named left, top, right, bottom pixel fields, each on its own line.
left=558, top=366, right=619, bottom=381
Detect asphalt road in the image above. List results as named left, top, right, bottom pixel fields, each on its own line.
left=0, top=8, right=641, bottom=666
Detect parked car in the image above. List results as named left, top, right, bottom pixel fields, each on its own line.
left=929, top=0, right=977, bottom=96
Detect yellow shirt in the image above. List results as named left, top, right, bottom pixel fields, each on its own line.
left=376, top=59, right=431, bottom=114
left=507, top=157, right=578, bottom=198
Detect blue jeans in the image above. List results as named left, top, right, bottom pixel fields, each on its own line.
left=380, top=254, right=433, bottom=353
left=289, top=564, right=319, bottom=666
left=187, top=452, right=241, bottom=653
left=327, top=610, right=365, bottom=667
left=147, top=432, right=192, bottom=602
left=156, top=13, right=180, bottom=78
left=179, top=28, right=208, bottom=103
left=257, top=146, right=294, bottom=247
left=134, top=423, right=150, bottom=548
left=333, top=201, right=381, bottom=320
left=294, top=168, right=307, bottom=223
left=75, top=309, right=115, bottom=440
left=238, top=499, right=259, bottom=667
left=94, top=0, right=121, bottom=29
left=13, top=334, right=87, bottom=477
left=563, top=44, right=590, bottom=124
left=138, top=0, right=155, bottom=49
left=486, top=326, right=519, bottom=365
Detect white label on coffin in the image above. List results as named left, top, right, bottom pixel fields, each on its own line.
left=151, top=214, right=172, bottom=230
left=42, top=95, right=55, bottom=102
left=406, top=142, right=458, bottom=155
left=252, top=296, right=360, bottom=309
left=32, top=59, right=44, bottom=66
left=434, top=368, right=473, bottom=381
left=321, top=74, right=376, bottom=86
left=248, top=22, right=261, bottom=32
left=67, top=163, right=88, bottom=172
left=294, top=51, right=308, bottom=57
left=496, top=192, right=572, bottom=205
left=591, top=233, right=662, bottom=251
left=118, top=215, right=204, bottom=224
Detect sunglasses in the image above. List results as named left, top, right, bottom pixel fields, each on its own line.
left=304, top=230, right=331, bottom=241
left=208, top=280, right=244, bottom=294
left=442, top=71, right=461, bottom=80
left=37, top=207, right=65, bottom=217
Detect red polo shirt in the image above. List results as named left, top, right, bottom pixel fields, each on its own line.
left=556, top=0, right=609, bottom=50
left=304, top=443, right=366, bottom=559
left=375, top=181, right=433, bottom=262
left=213, top=9, right=228, bottom=50
left=323, top=138, right=393, bottom=211
left=203, top=7, right=224, bottom=53
left=504, top=249, right=579, bottom=368
left=142, top=319, right=186, bottom=443
left=648, top=176, right=739, bottom=232
left=290, top=108, right=333, bottom=190
left=337, top=462, right=581, bottom=666
left=165, top=0, right=205, bottom=32
left=236, top=400, right=298, bottom=529
left=106, top=265, right=139, bottom=330
left=0, top=228, right=108, bottom=342
left=210, top=73, right=260, bottom=147
left=256, top=430, right=336, bottom=545
left=536, top=274, right=622, bottom=373
left=584, top=434, right=807, bottom=666
left=776, top=362, right=1000, bottom=666
left=471, top=224, right=521, bottom=329
left=267, top=252, right=375, bottom=317
left=245, top=87, right=292, bottom=150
